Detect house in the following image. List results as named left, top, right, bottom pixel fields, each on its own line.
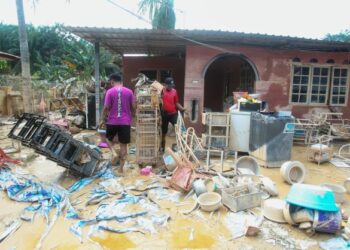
left=67, top=27, right=350, bottom=131
left=0, top=51, right=20, bottom=61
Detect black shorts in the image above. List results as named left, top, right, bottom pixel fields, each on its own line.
left=106, top=125, right=131, bottom=144
left=161, top=112, right=178, bottom=135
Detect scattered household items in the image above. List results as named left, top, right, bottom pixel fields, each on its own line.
left=49, top=97, right=84, bottom=112
left=236, top=93, right=262, bottom=112
left=175, top=112, right=204, bottom=167
left=197, top=192, right=221, bottom=212
left=307, top=135, right=333, bottom=165
left=202, top=112, right=230, bottom=169
left=261, top=177, right=278, bottom=196
left=229, top=109, right=251, bottom=153
left=192, top=179, right=207, bottom=197
left=249, top=112, right=294, bottom=168
left=235, top=155, right=260, bottom=175
left=293, top=112, right=347, bottom=144
left=134, top=74, right=161, bottom=166
left=169, top=159, right=195, bottom=192
left=280, top=161, right=306, bottom=185
left=284, top=185, right=342, bottom=234
left=8, top=113, right=102, bottom=176
left=263, top=198, right=287, bottom=223
left=313, top=209, right=342, bottom=234
left=221, top=184, right=263, bottom=212
left=162, top=148, right=177, bottom=172
left=140, top=166, right=152, bottom=176
left=286, top=184, right=339, bottom=212
left=320, top=183, right=346, bottom=204
left=0, top=148, right=21, bottom=167
left=332, top=143, right=350, bottom=167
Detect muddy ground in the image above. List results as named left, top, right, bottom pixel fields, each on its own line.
left=0, top=128, right=349, bottom=250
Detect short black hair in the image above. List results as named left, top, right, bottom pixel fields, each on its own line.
left=164, top=77, right=174, bottom=86
left=109, top=73, right=122, bottom=82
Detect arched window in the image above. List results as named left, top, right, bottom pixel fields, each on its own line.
left=343, top=59, right=350, bottom=65
left=292, top=57, right=301, bottom=62
left=326, top=59, right=335, bottom=64
left=309, top=58, right=318, bottom=63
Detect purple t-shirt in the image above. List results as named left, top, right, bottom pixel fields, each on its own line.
left=104, top=86, right=134, bottom=125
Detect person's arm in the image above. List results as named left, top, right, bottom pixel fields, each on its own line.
left=174, top=90, right=186, bottom=112
left=101, top=106, right=109, bottom=125
left=176, top=102, right=185, bottom=112
left=100, top=90, right=111, bottom=125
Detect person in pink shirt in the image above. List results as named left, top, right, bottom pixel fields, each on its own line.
left=101, top=73, right=135, bottom=173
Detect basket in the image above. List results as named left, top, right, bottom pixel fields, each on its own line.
left=221, top=185, right=263, bottom=212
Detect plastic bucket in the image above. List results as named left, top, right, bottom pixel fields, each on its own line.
left=280, top=161, right=305, bottom=185
left=286, top=184, right=339, bottom=212
left=320, top=183, right=346, bottom=204
left=236, top=156, right=260, bottom=175
left=313, top=210, right=341, bottom=233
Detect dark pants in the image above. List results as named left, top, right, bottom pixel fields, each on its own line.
left=106, top=125, right=131, bottom=144
left=161, top=111, right=178, bottom=135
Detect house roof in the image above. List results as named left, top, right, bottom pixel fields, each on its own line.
left=66, top=27, right=350, bottom=55
left=0, top=52, right=20, bottom=61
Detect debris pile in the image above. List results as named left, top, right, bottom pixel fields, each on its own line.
left=134, top=76, right=162, bottom=166
left=8, top=113, right=102, bottom=176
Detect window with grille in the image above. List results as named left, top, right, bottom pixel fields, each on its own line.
left=290, top=64, right=349, bottom=106
left=331, top=67, right=348, bottom=105
left=291, top=65, right=310, bottom=103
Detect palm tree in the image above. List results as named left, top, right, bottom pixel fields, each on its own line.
left=138, top=0, right=176, bottom=29
left=16, top=0, right=33, bottom=112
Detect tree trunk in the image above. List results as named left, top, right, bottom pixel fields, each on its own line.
left=16, top=0, right=33, bottom=113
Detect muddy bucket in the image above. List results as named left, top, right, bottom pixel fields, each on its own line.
left=313, top=210, right=341, bottom=233
left=236, top=156, right=260, bottom=175
left=280, top=161, right=305, bottom=184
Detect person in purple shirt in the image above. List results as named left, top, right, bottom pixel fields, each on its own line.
left=101, top=73, right=135, bottom=173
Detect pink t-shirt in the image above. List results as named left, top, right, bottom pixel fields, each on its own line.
left=104, top=86, right=134, bottom=125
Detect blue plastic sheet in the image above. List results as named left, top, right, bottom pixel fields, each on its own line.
left=0, top=167, right=78, bottom=221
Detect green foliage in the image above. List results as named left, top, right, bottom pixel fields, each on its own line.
left=0, top=23, right=121, bottom=81
left=138, top=0, right=176, bottom=30
left=324, top=30, right=350, bottom=42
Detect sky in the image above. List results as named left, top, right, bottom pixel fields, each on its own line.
left=1, top=0, right=350, bottom=39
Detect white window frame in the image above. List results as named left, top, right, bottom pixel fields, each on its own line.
left=309, top=66, right=330, bottom=105
left=330, top=66, right=349, bottom=107
left=289, top=63, right=349, bottom=106
left=289, top=64, right=312, bottom=105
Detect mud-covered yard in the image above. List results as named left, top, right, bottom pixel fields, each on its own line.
left=0, top=129, right=350, bottom=250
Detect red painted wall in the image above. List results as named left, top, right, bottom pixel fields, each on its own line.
left=183, top=45, right=350, bottom=131
left=122, top=56, right=185, bottom=103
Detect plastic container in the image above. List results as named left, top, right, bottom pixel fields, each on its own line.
left=162, top=154, right=177, bottom=172
left=140, top=166, right=152, bottom=176
left=320, top=183, right=346, bottom=204
left=193, top=179, right=207, bottom=197
left=313, top=210, right=341, bottom=233
left=286, top=184, right=339, bottom=212
left=197, top=192, right=222, bottom=212
left=222, top=185, right=262, bottom=212
left=263, top=198, right=287, bottom=223
left=280, top=161, right=306, bottom=185
left=283, top=203, right=297, bottom=225
left=235, top=156, right=260, bottom=175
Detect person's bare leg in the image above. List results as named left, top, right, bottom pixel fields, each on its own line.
left=118, top=143, right=127, bottom=173
left=106, top=139, right=118, bottom=166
